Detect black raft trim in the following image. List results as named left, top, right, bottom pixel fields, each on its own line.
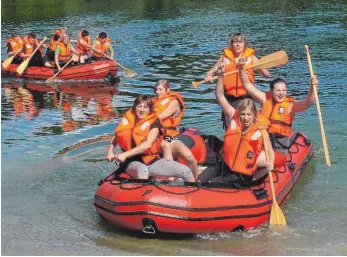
left=94, top=203, right=270, bottom=222
left=94, top=194, right=272, bottom=212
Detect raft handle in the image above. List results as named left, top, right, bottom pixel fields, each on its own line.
left=142, top=218, right=158, bottom=235
left=143, top=225, right=156, bottom=235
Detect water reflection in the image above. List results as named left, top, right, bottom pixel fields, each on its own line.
left=1, top=81, right=119, bottom=134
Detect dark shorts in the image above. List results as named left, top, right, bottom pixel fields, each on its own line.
left=270, top=134, right=290, bottom=155
left=44, top=49, right=55, bottom=62
left=164, top=135, right=180, bottom=142
left=198, top=161, right=253, bottom=184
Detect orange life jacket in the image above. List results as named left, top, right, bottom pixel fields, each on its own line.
left=49, top=37, right=59, bottom=51
left=223, top=47, right=255, bottom=97
left=93, top=36, right=111, bottom=58
left=115, top=110, right=163, bottom=165
left=223, top=113, right=268, bottom=176
left=23, top=35, right=40, bottom=56
left=76, top=32, right=91, bottom=55
left=261, top=92, right=294, bottom=137
left=56, top=42, right=71, bottom=62
left=153, top=92, right=185, bottom=137
left=7, top=37, right=23, bottom=52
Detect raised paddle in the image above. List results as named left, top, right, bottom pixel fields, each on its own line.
left=2, top=48, right=23, bottom=69
left=305, top=45, right=331, bottom=167
left=99, top=51, right=137, bottom=78
left=192, top=50, right=288, bottom=88
left=261, top=129, right=287, bottom=226
left=16, top=37, right=48, bottom=75
left=46, top=55, right=76, bottom=83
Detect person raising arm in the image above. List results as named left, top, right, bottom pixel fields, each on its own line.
left=238, top=60, right=317, bottom=167
left=199, top=74, right=274, bottom=184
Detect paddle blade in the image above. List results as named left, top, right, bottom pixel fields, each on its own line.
left=121, top=66, right=137, bottom=78
left=2, top=56, right=15, bottom=69
left=192, top=81, right=201, bottom=88
left=270, top=201, right=287, bottom=226
left=248, top=50, right=288, bottom=70
left=16, top=59, right=30, bottom=75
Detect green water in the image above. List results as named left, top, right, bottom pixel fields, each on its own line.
left=2, top=0, right=347, bottom=255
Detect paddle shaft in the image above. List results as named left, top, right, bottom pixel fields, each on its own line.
left=193, top=63, right=259, bottom=88
left=47, top=56, right=75, bottom=82
left=261, top=130, right=277, bottom=204
left=305, top=45, right=331, bottom=167
left=192, top=50, right=288, bottom=88
left=17, top=37, right=47, bottom=75
left=99, top=51, right=128, bottom=71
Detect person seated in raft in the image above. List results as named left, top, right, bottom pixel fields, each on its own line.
left=204, top=32, right=270, bottom=130
left=152, top=79, right=199, bottom=180
left=107, top=95, right=196, bottom=182
left=76, top=30, right=92, bottom=64
left=6, top=33, right=24, bottom=64
left=238, top=59, right=318, bottom=167
left=21, top=32, right=51, bottom=67
left=91, top=32, right=114, bottom=61
left=44, top=34, right=61, bottom=66
left=54, top=34, right=80, bottom=71
left=198, top=74, right=275, bottom=184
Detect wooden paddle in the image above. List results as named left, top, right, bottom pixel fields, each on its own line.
left=46, top=55, right=76, bottom=83
left=261, top=129, right=287, bottom=226
left=305, top=45, right=331, bottom=167
left=192, top=50, right=288, bottom=88
left=2, top=48, right=23, bottom=69
left=16, top=37, right=47, bottom=75
left=99, top=51, right=137, bottom=78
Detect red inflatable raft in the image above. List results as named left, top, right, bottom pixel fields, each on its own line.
left=1, top=59, right=117, bottom=81
left=94, top=129, right=313, bottom=234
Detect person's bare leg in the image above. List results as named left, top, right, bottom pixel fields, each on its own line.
left=171, top=140, right=199, bottom=180
left=160, top=140, right=173, bottom=160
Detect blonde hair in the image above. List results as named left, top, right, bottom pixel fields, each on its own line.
left=230, top=32, right=248, bottom=48
left=237, top=99, right=258, bottom=125
left=154, top=79, right=170, bottom=90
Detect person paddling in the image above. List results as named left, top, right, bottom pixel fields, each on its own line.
left=76, top=30, right=92, bottom=63
left=107, top=95, right=195, bottom=182
left=6, top=33, right=23, bottom=64
left=44, top=34, right=61, bottom=67
left=54, top=35, right=79, bottom=71
left=91, top=32, right=114, bottom=60
left=205, top=32, right=270, bottom=129
left=21, top=32, right=51, bottom=67
left=238, top=59, right=318, bottom=167
left=199, top=74, right=274, bottom=184
left=153, top=80, right=199, bottom=180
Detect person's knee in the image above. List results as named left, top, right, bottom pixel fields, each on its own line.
left=126, top=164, right=149, bottom=179
left=180, top=165, right=194, bottom=181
